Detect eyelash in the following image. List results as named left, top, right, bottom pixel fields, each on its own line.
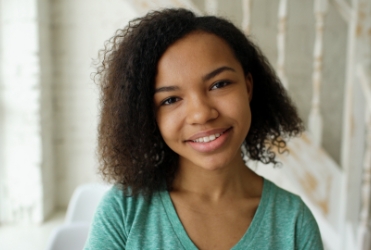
left=161, top=97, right=180, bottom=105
left=210, top=80, right=231, bottom=90
left=160, top=80, right=231, bottom=106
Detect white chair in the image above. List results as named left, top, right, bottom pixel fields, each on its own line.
left=46, top=183, right=111, bottom=250
left=45, top=222, right=90, bottom=250
left=64, top=183, right=111, bottom=224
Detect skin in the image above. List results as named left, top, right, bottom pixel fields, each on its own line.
left=154, top=31, right=263, bottom=250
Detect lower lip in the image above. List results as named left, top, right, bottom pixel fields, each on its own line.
left=187, top=128, right=231, bottom=153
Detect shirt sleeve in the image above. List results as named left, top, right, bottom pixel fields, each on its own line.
left=296, top=201, right=324, bottom=250
left=84, top=186, right=127, bottom=250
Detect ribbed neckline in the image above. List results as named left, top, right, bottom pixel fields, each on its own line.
left=159, top=178, right=272, bottom=250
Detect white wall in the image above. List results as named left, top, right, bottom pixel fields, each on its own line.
left=39, top=0, right=55, bottom=222
left=0, top=0, right=54, bottom=223
left=50, top=0, right=137, bottom=208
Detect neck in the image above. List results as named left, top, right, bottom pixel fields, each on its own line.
left=172, top=155, right=261, bottom=201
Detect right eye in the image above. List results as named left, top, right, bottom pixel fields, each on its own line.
left=161, top=97, right=180, bottom=105
left=210, top=80, right=231, bottom=90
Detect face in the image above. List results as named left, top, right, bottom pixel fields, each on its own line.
left=154, top=31, right=253, bottom=172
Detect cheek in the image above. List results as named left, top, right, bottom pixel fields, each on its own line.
left=223, top=94, right=252, bottom=132
left=223, top=91, right=251, bottom=114
left=156, top=111, right=181, bottom=143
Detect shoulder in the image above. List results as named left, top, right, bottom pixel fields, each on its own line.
left=263, top=179, right=305, bottom=214
left=84, top=185, right=150, bottom=250
left=83, top=186, right=127, bottom=249
left=96, top=185, right=154, bottom=215
left=98, top=184, right=125, bottom=208
left=97, top=185, right=136, bottom=208
left=263, top=179, right=319, bottom=227
left=262, top=179, right=324, bottom=249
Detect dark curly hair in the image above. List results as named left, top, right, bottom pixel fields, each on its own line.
left=96, top=8, right=303, bottom=196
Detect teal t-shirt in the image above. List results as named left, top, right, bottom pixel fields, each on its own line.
left=84, top=179, right=323, bottom=249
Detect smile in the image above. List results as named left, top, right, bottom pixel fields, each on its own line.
left=192, top=132, right=223, bottom=143
left=186, top=128, right=232, bottom=153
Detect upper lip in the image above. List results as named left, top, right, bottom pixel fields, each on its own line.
left=186, top=127, right=231, bottom=141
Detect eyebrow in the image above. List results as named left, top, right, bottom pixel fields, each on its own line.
left=154, top=66, right=236, bottom=94
left=202, top=66, right=236, bottom=81
left=154, top=85, right=180, bottom=94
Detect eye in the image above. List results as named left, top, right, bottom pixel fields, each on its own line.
left=161, top=97, right=181, bottom=105
left=210, top=80, right=231, bottom=90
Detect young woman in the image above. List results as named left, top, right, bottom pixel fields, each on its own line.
left=84, top=8, right=323, bottom=250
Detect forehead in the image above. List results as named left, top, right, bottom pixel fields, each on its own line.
left=155, top=31, right=242, bottom=83
left=164, top=31, right=234, bottom=55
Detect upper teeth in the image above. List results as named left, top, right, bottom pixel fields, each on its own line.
left=193, top=133, right=221, bottom=143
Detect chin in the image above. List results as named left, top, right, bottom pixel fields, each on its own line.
left=193, top=158, right=234, bottom=172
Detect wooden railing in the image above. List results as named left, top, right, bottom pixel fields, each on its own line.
left=276, top=0, right=288, bottom=89
left=241, top=0, right=252, bottom=35
left=309, top=0, right=327, bottom=147
left=357, top=62, right=371, bottom=250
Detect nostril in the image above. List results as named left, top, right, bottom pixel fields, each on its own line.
left=186, top=106, right=219, bottom=125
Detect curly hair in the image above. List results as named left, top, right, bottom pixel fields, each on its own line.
left=96, top=8, right=303, bottom=196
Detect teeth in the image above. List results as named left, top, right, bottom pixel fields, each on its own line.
left=193, top=132, right=223, bottom=143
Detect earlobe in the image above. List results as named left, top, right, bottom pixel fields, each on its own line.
left=245, top=73, right=253, bottom=102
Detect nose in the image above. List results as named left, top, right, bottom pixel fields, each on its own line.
left=185, top=94, right=219, bottom=125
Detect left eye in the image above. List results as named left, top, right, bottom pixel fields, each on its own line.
left=161, top=97, right=180, bottom=105
left=210, top=81, right=231, bottom=90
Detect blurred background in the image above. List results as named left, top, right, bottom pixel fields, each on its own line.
left=0, top=0, right=370, bottom=249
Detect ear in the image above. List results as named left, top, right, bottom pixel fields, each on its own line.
left=245, top=73, right=253, bottom=102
